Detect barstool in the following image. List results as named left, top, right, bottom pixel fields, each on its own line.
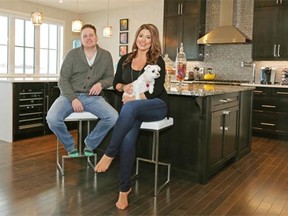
left=135, top=117, right=174, bottom=196
left=56, top=111, right=98, bottom=176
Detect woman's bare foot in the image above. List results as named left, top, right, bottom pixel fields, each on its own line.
left=95, top=154, right=113, bottom=172
left=116, top=188, right=132, bottom=210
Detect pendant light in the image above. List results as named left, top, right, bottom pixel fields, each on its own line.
left=72, top=0, right=83, bottom=32
left=31, top=0, right=43, bottom=26
left=103, top=0, right=112, bottom=37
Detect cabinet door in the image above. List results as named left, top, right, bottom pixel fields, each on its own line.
left=253, top=3, right=288, bottom=60
left=164, top=0, right=200, bottom=16
left=182, top=0, right=200, bottom=15
left=222, top=106, right=238, bottom=159
left=209, top=110, right=223, bottom=168
left=276, top=112, right=288, bottom=134
left=252, top=6, right=278, bottom=60
left=277, top=5, right=288, bottom=59
left=164, top=0, right=180, bottom=17
left=44, top=82, right=60, bottom=134
left=182, top=13, right=204, bottom=60
left=238, top=91, right=253, bottom=158
left=163, top=0, right=205, bottom=60
left=274, top=88, right=288, bottom=134
left=210, top=106, right=238, bottom=171
left=255, top=0, right=288, bottom=7
left=254, top=0, right=278, bottom=8
left=163, top=16, right=181, bottom=60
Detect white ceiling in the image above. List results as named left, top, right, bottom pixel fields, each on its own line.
left=24, top=0, right=155, bottom=13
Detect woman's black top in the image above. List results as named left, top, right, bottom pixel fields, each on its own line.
left=113, top=53, right=169, bottom=105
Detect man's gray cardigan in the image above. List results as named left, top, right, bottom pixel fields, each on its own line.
left=58, top=45, right=114, bottom=101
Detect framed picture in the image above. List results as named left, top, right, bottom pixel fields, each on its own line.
left=119, top=32, right=128, bottom=44
left=120, top=19, right=129, bottom=31
left=119, top=45, right=128, bottom=56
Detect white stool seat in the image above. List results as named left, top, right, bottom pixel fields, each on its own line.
left=64, top=111, right=98, bottom=122
left=141, top=117, right=174, bottom=130
left=135, top=117, right=173, bottom=196
left=57, top=111, right=98, bottom=176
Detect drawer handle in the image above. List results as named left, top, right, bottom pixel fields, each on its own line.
left=276, top=91, right=288, bottom=95
left=260, top=123, right=275, bottom=127
left=274, top=44, right=277, bottom=57
left=261, top=105, right=276, bottom=108
left=254, top=90, right=263, bottom=93
left=219, top=98, right=233, bottom=103
left=220, top=110, right=230, bottom=131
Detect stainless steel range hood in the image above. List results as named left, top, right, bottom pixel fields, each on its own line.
left=197, top=0, right=251, bottom=45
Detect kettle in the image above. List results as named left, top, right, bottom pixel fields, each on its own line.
left=204, top=68, right=216, bottom=80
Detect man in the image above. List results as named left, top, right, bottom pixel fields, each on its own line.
left=46, top=24, right=118, bottom=157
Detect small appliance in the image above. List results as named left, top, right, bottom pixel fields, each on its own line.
left=260, top=67, right=276, bottom=84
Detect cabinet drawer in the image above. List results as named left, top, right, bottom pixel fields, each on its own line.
left=253, top=112, right=276, bottom=130
left=211, top=93, right=239, bottom=111
left=253, top=98, right=276, bottom=112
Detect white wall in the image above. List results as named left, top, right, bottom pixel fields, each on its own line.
left=0, top=82, right=13, bottom=142
left=81, top=0, right=164, bottom=69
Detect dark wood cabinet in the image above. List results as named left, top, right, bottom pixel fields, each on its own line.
left=238, top=90, right=253, bottom=159
left=252, top=86, right=288, bottom=137
left=254, top=0, right=288, bottom=8
left=163, top=0, right=206, bottom=60
left=252, top=0, right=288, bottom=60
left=209, top=93, right=239, bottom=176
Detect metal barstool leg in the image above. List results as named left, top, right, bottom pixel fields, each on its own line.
left=154, top=131, right=159, bottom=197
left=134, top=129, right=171, bottom=197
left=135, top=158, right=140, bottom=176
left=78, top=120, right=83, bottom=155
left=61, top=155, right=65, bottom=175
left=57, top=139, right=64, bottom=176
left=154, top=130, right=170, bottom=196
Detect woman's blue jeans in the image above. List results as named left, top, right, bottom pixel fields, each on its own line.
left=104, top=98, right=168, bottom=192
left=46, top=94, right=118, bottom=153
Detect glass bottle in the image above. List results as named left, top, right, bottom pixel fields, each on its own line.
left=163, top=53, right=174, bottom=90
left=175, top=43, right=187, bottom=87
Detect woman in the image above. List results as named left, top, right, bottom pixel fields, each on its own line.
left=95, top=24, right=168, bottom=210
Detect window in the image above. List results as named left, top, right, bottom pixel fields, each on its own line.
left=15, top=18, right=35, bottom=74
left=40, top=23, right=61, bottom=75
left=0, top=13, right=63, bottom=76
left=0, top=16, right=8, bottom=74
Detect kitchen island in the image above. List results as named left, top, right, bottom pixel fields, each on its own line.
left=102, top=82, right=255, bottom=184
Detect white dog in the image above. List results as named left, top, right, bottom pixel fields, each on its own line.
left=124, top=64, right=161, bottom=100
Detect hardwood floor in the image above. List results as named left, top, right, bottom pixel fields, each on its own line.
left=0, top=134, right=288, bottom=215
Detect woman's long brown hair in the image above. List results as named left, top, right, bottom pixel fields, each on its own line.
left=122, top=23, right=162, bottom=69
